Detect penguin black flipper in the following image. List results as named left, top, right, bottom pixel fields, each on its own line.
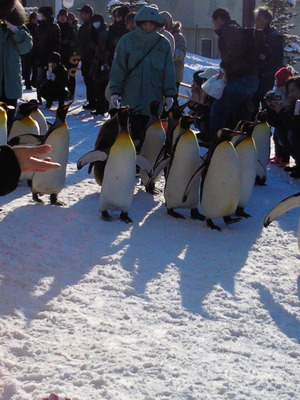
left=145, top=156, right=170, bottom=191
left=77, top=150, right=108, bottom=170
left=8, top=133, right=45, bottom=147
left=182, top=163, right=206, bottom=203
left=136, top=154, right=153, bottom=177
left=264, top=192, right=300, bottom=227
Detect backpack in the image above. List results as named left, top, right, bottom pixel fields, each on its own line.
left=243, top=27, right=270, bottom=69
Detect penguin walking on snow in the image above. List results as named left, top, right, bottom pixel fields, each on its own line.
left=233, top=121, right=259, bottom=218
left=264, top=192, right=300, bottom=251
left=31, top=103, right=71, bottom=205
left=139, top=100, right=166, bottom=193
left=77, top=108, right=152, bottom=222
left=184, top=129, right=242, bottom=231
left=164, top=115, right=205, bottom=220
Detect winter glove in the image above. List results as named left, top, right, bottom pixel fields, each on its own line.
left=46, top=71, right=56, bottom=81
left=164, top=97, right=174, bottom=111
left=110, top=94, right=121, bottom=109
left=4, top=20, right=18, bottom=33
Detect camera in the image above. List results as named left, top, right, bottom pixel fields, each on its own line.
left=264, top=91, right=282, bottom=102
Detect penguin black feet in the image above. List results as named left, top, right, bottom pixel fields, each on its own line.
left=50, top=194, right=65, bottom=206
left=206, top=219, right=221, bottom=231
left=167, top=208, right=185, bottom=219
left=145, top=181, right=158, bottom=195
left=190, top=208, right=205, bottom=221
left=235, top=207, right=251, bottom=218
left=255, top=175, right=267, bottom=186
left=101, top=210, right=112, bottom=221
left=32, top=192, right=44, bottom=204
left=223, top=216, right=242, bottom=225
left=120, top=212, right=133, bottom=223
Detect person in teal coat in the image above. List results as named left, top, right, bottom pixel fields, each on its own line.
left=0, top=0, right=32, bottom=126
left=109, top=5, right=177, bottom=146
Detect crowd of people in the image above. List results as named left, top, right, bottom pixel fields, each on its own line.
left=1, top=0, right=300, bottom=197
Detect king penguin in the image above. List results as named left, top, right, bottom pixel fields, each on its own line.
left=264, top=192, right=300, bottom=251
left=233, top=121, right=258, bottom=218
left=31, top=103, right=71, bottom=205
left=0, top=102, right=10, bottom=145
left=139, top=100, right=166, bottom=193
left=252, top=111, right=271, bottom=186
left=164, top=115, right=205, bottom=220
left=77, top=108, right=152, bottom=222
left=8, top=102, right=40, bottom=141
left=28, top=100, right=49, bottom=135
left=184, top=129, right=242, bottom=230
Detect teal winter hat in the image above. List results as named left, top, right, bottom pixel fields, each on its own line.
left=135, top=6, right=164, bottom=27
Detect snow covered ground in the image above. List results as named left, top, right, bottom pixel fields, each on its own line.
left=0, top=53, right=300, bottom=400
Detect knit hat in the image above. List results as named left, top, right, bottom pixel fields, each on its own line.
left=275, top=66, right=294, bottom=88
left=38, top=6, right=54, bottom=19
left=67, top=12, right=76, bottom=22
left=135, top=6, right=164, bottom=27
left=57, top=9, right=67, bottom=17
left=48, top=52, right=61, bottom=64
left=4, top=0, right=26, bottom=25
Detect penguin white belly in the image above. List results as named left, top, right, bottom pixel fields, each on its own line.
left=32, top=126, right=69, bottom=194
left=140, top=121, right=165, bottom=185
left=201, top=142, right=240, bottom=219
left=100, top=133, right=136, bottom=212
left=9, top=117, right=40, bottom=140
left=236, top=137, right=257, bottom=208
left=252, top=123, right=271, bottom=175
left=31, top=109, right=48, bottom=135
left=165, top=131, right=201, bottom=209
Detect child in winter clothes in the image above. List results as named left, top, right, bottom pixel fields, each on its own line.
left=40, top=52, right=69, bottom=108
left=268, top=66, right=294, bottom=167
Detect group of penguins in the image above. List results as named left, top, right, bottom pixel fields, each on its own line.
left=2, top=98, right=300, bottom=237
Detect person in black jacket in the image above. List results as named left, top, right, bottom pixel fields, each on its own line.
left=0, top=144, right=60, bottom=196
left=36, top=6, right=61, bottom=103
left=77, top=4, right=97, bottom=110
left=266, top=76, right=300, bottom=178
left=90, top=14, right=110, bottom=116
left=22, top=12, right=39, bottom=90
left=40, top=52, right=68, bottom=108
left=106, top=5, right=130, bottom=65
left=209, top=8, right=258, bottom=138
left=252, top=6, right=284, bottom=115
left=57, top=8, right=77, bottom=100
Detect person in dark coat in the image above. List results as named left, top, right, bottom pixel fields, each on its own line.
left=57, top=8, right=77, bottom=100
left=77, top=4, right=97, bottom=110
left=36, top=6, right=61, bottom=103
left=22, top=12, right=38, bottom=90
left=0, top=0, right=32, bottom=126
left=90, top=14, right=110, bottom=116
left=252, top=6, right=284, bottom=115
left=106, top=5, right=130, bottom=65
left=40, top=52, right=68, bottom=108
left=266, top=76, right=300, bottom=178
left=0, top=144, right=61, bottom=196
left=209, top=8, right=258, bottom=138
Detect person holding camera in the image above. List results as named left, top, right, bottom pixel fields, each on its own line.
left=266, top=75, right=300, bottom=178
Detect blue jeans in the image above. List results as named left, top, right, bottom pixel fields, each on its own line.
left=210, top=73, right=258, bottom=137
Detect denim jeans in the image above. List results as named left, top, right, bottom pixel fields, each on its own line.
left=209, top=73, right=258, bottom=138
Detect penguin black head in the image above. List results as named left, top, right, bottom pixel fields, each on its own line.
left=16, top=102, right=39, bottom=117
left=56, top=102, right=73, bottom=124
left=167, top=101, right=190, bottom=121
left=235, top=120, right=257, bottom=135
left=179, top=115, right=195, bottom=130
left=217, top=128, right=246, bottom=142
left=255, top=109, right=268, bottom=123
left=0, top=101, right=14, bottom=113
left=149, top=99, right=164, bottom=118
left=116, top=107, right=130, bottom=130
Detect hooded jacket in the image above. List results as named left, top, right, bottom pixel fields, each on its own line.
left=0, top=20, right=32, bottom=98
left=110, top=27, right=176, bottom=116
left=159, top=11, right=187, bottom=82
left=36, top=18, right=61, bottom=68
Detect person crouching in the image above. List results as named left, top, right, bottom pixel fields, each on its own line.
left=40, top=52, right=69, bottom=108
